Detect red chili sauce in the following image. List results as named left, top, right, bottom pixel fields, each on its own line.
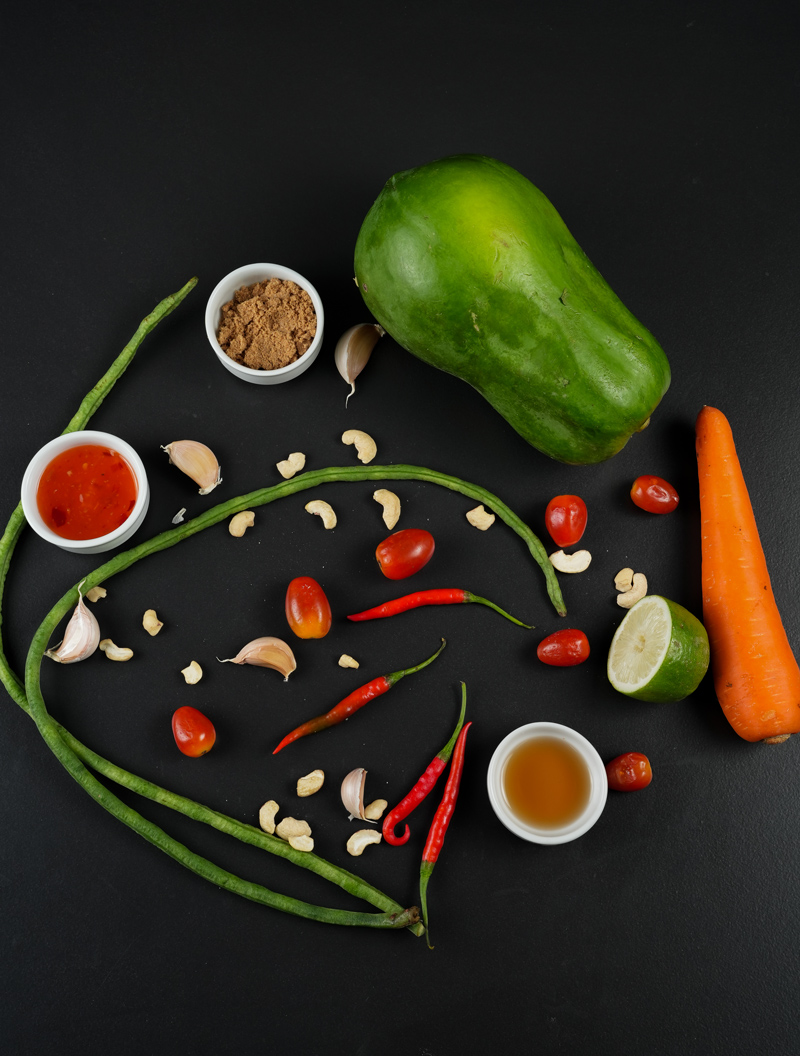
left=36, top=444, right=138, bottom=540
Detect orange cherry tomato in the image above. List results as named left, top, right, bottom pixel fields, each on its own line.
left=536, top=628, right=590, bottom=666
left=630, top=475, right=679, bottom=514
left=172, top=706, right=216, bottom=757
left=544, top=495, right=587, bottom=548
left=605, top=752, right=652, bottom=791
left=285, top=576, right=332, bottom=639
left=375, top=529, right=435, bottom=580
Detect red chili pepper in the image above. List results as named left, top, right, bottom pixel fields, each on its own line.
left=272, top=639, right=446, bottom=754
left=383, top=684, right=467, bottom=847
left=348, top=588, right=531, bottom=629
left=419, top=719, right=471, bottom=948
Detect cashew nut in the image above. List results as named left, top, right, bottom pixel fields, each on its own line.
left=305, top=499, right=337, bottom=529
left=258, top=800, right=279, bottom=834
left=99, top=639, right=134, bottom=662
left=276, top=452, right=306, bottom=479
left=287, top=834, right=314, bottom=852
left=85, top=586, right=107, bottom=603
left=342, top=429, right=377, bottom=464
left=373, top=489, right=401, bottom=529
left=181, top=660, right=203, bottom=684
left=275, top=817, right=312, bottom=841
left=617, top=572, right=648, bottom=608
left=142, top=608, right=163, bottom=636
left=346, top=829, right=382, bottom=856
left=338, top=654, right=360, bottom=669
left=549, top=549, right=592, bottom=573
left=614, top=567, right=635, bottom=593
left=229, top=510, right=255, bottom=537
left=297, top=769, right=325, bottom=797
left=364, top=799, right=388, bottom=821
left=466, top=505, right=495, bottom=530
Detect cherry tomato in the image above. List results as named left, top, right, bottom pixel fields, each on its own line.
left=172, top=706, right=216, bottom=757
left=630, top=475, right=679, bottom=514
left=605, top=752, right=652, bottom=791
left=544, top=495, right=588, bottom=548
left=536, top=628, right=590, bottom=666
left=375, top=528, right=435, bottom=580
left=285, top=576, right=332, bottom=639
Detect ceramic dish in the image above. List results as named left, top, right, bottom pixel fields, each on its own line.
left=20, top=430, right=150, bottom=555
left=486, top=721, right=607, bottom=845
left=205, top=263, right=324, bottom=385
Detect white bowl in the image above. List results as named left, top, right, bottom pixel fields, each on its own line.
left=205, top=263, right=324, bottom=385
left=21, top=430, right=150, bottom=555
left=486, top=721, right=607, bottom=845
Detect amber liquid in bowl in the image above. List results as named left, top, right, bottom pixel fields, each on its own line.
left=502, top=735, right=592, bottom=829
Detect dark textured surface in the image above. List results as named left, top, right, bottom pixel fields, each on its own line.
left=2, top=3, right=799, bottom=1054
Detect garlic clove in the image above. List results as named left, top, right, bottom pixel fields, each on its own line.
left=218, top=636, right=296, bottom=680
left=340, top=767, right=375, bottom=823
left=162, top=440, right=222, bottom=495
left=334, top=323, right=384, bottom=406
left=45, top=583, right=100, bottom=664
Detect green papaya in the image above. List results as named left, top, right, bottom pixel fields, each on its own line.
left=353, top=155, right=670, bottom=464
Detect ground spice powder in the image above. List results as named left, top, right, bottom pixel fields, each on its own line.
left=217, top=278, right=317, bottom=370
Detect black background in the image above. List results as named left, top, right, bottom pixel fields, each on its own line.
left=3, top=3, right=800, bottom=1054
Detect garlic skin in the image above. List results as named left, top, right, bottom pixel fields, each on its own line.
left=162, top=440, right=222, bottom=495
left=218, top=637, right=296, bottom=680
left=335, top=323, right=384, bottom=406
left=340, top=767, right=375, bottom=823
left=45, top=584, right=100, bottom=664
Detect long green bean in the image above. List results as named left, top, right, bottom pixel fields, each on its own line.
left=0, top=281, right=420, bottom=930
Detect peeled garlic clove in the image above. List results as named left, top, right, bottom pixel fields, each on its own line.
left=341, top=767, right=374, bottom=823
left=335, top=323, right=384, bottom=406
left=162, top=440, right=222, bottom=495
left=45, top=583, right=100, bottom=664
left=218, top=637, right=296, bottom=680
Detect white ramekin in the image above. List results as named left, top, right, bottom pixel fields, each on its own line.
left=486, top=721, right=607, bottom=845
left=204, top=263, right=324, bottom=385
left=20, top=430, right=150, bottom=555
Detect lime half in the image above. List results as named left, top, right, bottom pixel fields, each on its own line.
left=607, top=595, right=710, bottom=702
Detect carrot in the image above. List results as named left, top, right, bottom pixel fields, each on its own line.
left=696, top=406, right=800, bottom=743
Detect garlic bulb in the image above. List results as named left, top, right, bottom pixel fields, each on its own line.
left=45, top=583, right=100, bottom=664
left=218, top=637, right=296, bottom=680
left=340, top=767, right=375, bottom=823
left=334, top=323, right=384, bottom=406
left=162, top=440, right=221, bottom=495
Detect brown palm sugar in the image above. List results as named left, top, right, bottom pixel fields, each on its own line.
left=216, top=278, right=317, bottom=370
